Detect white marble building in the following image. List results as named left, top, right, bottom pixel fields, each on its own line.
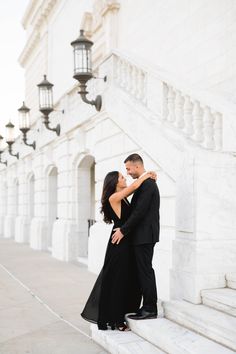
left=0, top=0, right=236, bottom=352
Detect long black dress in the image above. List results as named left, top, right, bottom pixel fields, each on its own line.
left=81, top=199, right=141, bottom=328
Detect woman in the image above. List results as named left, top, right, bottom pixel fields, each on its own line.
left=81, top=170, right=156, bottom=331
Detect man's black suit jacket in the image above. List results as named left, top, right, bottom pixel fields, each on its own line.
left=120, top=178, right=160, bottom=245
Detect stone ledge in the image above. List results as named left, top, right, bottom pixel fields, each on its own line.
left=164, top=300, right=236, bottom=351
left=127, top=317, right=233, bottom=354
left=201, top=288, right=236, bottom=317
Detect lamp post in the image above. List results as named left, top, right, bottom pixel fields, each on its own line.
left=5, top=122, right=19, bottom=159
left=18, top=102, right=36, bottom=150
left=37, top=75, right=61, bottom=136
left=0, top=135, right=7, bottom=166
left=71, top=29, right=103, bottom=111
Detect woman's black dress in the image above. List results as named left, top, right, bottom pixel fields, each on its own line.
left=81, top=199, right=141, bottom=327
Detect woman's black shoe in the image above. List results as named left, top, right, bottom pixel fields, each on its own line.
left=97, top=322, right=108, bottom=330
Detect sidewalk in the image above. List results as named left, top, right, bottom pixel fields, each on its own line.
left=0, top=238, right=108, bottom=354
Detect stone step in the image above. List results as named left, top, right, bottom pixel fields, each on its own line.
left=164, top=300, right=236, bottom=351
left=202, top=288, right=236, bottom=317
left=226, top=273, right=236, bottom=290
left=127, top=317, right=234, bottom=354
left=91, top=324, right=165, bottom=354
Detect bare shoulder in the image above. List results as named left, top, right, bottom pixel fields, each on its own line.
left=109, top=193, right=120, bottom=203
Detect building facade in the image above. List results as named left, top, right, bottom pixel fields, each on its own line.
left=0, top=0, right=236, bottom=351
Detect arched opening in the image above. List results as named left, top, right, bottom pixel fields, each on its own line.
left=29, top=174, right=35, bottom=219
left=77, top=155, right=95, bottom=258
left=48, top=167, right=58, bottom=250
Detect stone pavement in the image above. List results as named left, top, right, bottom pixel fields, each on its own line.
left=0, top=238, right=108, bottom=354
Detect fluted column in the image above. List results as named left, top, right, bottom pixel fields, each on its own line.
left=29, top=152, right=48, bottom=250
left=15, top=161, right=30, bottom=243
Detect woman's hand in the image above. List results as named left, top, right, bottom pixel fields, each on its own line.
left=147, top=171, right=157, bottom=181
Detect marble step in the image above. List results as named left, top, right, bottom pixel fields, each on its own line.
left=226, top=273, right=236, bottom=290
left=202, top=288, right=236, bottom=317
left=90, top=323, right=165, bottom=354
left=127, top=317, right=234, bottom=354
left=164, top=300, right=236, bottom=351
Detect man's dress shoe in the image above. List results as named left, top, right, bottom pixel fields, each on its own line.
left=127, top=309, right=157, bottom=320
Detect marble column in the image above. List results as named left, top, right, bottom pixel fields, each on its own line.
left=29, top=152, right=48, bottom=250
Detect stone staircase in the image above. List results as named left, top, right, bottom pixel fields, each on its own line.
left=91, top=277, right=236, bottom=353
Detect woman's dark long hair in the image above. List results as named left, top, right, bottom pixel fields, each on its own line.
left=100, top=171, right=119, bottom=224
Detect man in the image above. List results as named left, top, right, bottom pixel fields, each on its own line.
left=112, top=153, right=160, bottom=320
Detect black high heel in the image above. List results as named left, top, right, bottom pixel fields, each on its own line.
left=116, top=322, right=130, bottom=331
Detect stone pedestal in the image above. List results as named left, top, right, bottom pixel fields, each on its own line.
left=15, top=216, right=30, bottom=243
left=170, top=153, right=236, bottom=304
left=88, top=222, right=112, bottom=274
left=29, top=217, right=48, bottom=250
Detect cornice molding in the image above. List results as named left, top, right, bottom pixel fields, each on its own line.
left=22, top=0, right=58, bottom=29
left=20, top=0, right=120, bottom=67
left=19, top=0, right=58, bottom=66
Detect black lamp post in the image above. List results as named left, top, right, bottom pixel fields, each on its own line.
left=0, top=135, right=7, bottom=166
left=18, top=102, right=36, bottom=150
left=5, top=122, right=19, bottom=159
left=37, top=75, right=60, bottom=136
left=71, top=29, right=103, bottom=111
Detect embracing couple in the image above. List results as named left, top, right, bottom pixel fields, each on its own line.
left=81, top=153, right=160, bottom=331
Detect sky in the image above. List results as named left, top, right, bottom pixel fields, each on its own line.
left=0, top=0, right=29, bottom=139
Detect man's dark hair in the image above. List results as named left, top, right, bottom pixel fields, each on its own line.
left=124, top=153, right=143, bottom=164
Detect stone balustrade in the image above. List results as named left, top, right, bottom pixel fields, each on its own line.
left=113, top=55, right=147, bottom=103
left=163, top=83, right=222, bottom=151
left=112, top=53, right=223, bottom=152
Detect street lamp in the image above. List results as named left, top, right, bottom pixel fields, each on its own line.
left=0, top=135, right=7, bottom=166
left=37, top=75, right=61, bottom=136
left=5, top=122, right=19, bottom=159
left=71, top=29, right=104, bottom=111
left=18, top=101, right=36, bottom=150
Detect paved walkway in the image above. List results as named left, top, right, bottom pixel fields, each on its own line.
left=0, top=238, right=108, bottom=354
